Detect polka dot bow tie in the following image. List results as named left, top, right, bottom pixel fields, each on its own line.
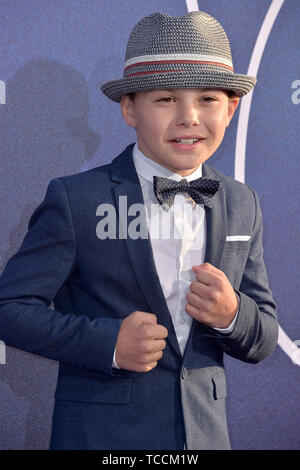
left=153, top=175, right=220, bottom=210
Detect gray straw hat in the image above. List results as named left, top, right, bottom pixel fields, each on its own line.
left=101, top=11, right=257, bottom=102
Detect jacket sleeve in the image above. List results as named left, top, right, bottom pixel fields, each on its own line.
left=206, top=188, right=278, bottom=363
left=0, top=178, right=122, bottom=376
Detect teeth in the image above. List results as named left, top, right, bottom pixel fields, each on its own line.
left=176, top=138, right=199, bottom=144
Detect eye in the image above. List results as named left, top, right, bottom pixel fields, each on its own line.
left=201, top=96, right=216, bottom=102
left=156, top=97, right=175, bottom=103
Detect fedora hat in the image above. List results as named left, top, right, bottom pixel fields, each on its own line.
left=101, top=11, right=257, bottom=102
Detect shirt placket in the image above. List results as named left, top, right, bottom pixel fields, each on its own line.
left=173, top=195, right=196, bottom=354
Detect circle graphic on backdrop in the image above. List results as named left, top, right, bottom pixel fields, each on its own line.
left=186, top=0, right=299, bottom=365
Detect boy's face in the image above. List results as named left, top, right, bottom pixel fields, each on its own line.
left=120, top=88, right=240, bottom=176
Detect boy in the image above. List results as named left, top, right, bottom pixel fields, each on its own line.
left=0, top=11, right=278, bottom=450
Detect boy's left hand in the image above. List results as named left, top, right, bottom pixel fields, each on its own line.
left=185, top=263, right=238, bottom=329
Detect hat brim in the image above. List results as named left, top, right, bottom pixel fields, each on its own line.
left=101, top=70, right=257, bottom=102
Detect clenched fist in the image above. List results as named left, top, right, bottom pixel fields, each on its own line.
left=185, top=263, right=238, bottom=329
left=115, top=311, right=168, bottom=373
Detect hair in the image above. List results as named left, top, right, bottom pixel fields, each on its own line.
left=127, top=92, right=136, bottom=102
left=126, top=89, right=238, bottom=102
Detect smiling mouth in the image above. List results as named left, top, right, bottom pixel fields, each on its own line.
left=170, top=138, right=204, bottom=144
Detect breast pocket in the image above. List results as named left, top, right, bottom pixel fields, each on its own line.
left=54, top=375, right=133, bottom=404
left=223, top=238, right=251, bottom=252
left=220, top=239, right=251, bottom=289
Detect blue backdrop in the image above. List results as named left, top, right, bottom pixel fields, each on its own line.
left=0, top=0, right=299, bottom=449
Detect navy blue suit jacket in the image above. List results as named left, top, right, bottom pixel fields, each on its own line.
left=0, top=144, right=278, bottom=449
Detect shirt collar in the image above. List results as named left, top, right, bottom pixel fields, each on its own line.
left=132, top=142, right=202, bottom=183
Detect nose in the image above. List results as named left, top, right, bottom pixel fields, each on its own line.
left=176, top=104, right=200, bottom=127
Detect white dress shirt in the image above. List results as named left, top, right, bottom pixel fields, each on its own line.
left=113, top=143, right=238, bottom=368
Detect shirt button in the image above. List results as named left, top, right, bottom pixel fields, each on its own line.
left=180, top=318, right=186, bottom=325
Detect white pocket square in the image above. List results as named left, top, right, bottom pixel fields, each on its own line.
left=226, top=235, right=251, bottom=241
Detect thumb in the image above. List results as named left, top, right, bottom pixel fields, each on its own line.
left=192, top=264, right=203, bottom=272
left=192, top=265, right=200, bottom=271
left=192, top=263, right=215, bottom=273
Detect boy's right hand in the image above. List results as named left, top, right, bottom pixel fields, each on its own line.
left=115, top=311, right=168, bottom=372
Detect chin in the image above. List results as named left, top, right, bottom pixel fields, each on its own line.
left=176, top=157, right=204, bottom=169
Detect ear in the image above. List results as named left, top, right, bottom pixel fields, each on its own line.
left=120, top=94, right=137, bottom=127
left=225, top=96, right=240, bottom=127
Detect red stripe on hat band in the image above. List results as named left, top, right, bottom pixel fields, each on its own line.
left=124, top=60, right=233, bottom=73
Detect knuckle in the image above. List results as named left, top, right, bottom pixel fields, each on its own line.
left=185, top=303, right=193, bottom=315
left=136, top=364, right=148, bottom=373
left=213, top=289, right=221, bottom=302
left=140, top=325, right=152, bottom=339
left=190, top=281, right=197, bottom=291
left=136, top=358, right=148, bottom=371
left=139, top=362, right=156, bottom=373
left=140, top=350, right=153, bottom=362
left=142, top=343, right=153, bottom=354
left=215, top=278, right=224, bottom=290
left=207, top=289, right=216, bottom=301
left=144, top=329, right=154, bottom=340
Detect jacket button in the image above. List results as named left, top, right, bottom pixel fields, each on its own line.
left=182, top=368, right=190, bottom=379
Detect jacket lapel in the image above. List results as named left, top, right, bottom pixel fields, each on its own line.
left=110, top=144, right=182, bottom=359
left=202, top=163, right=227, bottom=268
